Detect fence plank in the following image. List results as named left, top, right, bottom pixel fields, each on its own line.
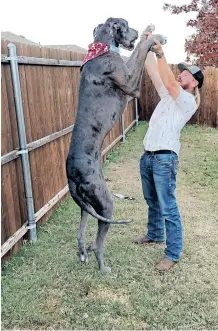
left=1, top=68, right=14, bottom=155
left=1, top=150, right=18, bottom=165
left=28, top=125, right=74, bottom=151
left=1, top=54, right=82, bottom=67
left=1, top=221, right=28, bottom=258
left=35, top=185, right=69, bottom=222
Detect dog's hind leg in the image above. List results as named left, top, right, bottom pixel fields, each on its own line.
left=94, top=219, right=111, bottom=273
left=77, top=209, right=89, bottom=263
left=91, top=198, right=113, bottom=273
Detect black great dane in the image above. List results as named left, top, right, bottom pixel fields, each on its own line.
left=66, top=18, right=166, bottom=273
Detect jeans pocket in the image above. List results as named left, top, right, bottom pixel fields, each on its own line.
left=154, top=153, right=172, bottom=165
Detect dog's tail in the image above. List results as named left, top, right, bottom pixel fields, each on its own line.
left=68, top=180, right=131, bottom=225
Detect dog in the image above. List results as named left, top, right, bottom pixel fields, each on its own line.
left=66, top=18, right=166, bottom=272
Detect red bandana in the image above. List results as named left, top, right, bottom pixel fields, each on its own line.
left=83, top=42, right=110, bottom=65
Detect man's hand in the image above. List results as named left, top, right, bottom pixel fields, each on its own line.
left=142, top=32, right=165, bottom=55
left=144, top=31, right=152, bottom=40
left=151, top=39, right=163, bottom=54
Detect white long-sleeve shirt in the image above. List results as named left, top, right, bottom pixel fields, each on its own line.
left=143, top=84, right=197, bottom=155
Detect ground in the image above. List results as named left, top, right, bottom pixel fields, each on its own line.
left=2, top=122, right=218, bottom=330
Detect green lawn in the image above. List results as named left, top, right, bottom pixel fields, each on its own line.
left=2, top=123, right=218, bottom=330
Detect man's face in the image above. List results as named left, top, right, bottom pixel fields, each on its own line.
left=177, top=70, right=198, bottom=90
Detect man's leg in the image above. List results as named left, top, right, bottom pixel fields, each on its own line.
left=152, top=153, right=182, bottom=270
left=135, top=152, right=165, bottom=243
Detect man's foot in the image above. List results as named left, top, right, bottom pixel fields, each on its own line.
left=155, top=258, right=177, bottom=272
left=133, top=235, right=165, bottom=247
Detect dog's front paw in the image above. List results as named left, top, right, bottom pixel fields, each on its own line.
left=153, top=34, right=167, bottom=45
left=141, top=24, right=155, bottom=39
left=148, top=34, right=167, bottom=53
left=144, top=23, right=155, bottom=33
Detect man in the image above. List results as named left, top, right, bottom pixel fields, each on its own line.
left=134, top=33, right=204, bottom=271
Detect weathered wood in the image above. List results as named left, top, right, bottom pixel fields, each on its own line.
left=1, top=161, right=23, bottom=247
left=1, top=125, right=75, bottom=165
left=1, top=185, right=69, bottom=257
left=2, top=54, right=83, bottom=67
left=1, top=42, right=86, bottom=261
left=35, top=185, right=69, bottom=222
left=124, top=119, right=137, bottom=134
left=1, top=150, right=18, bottom=165
left=102, top=134, right=123, bottom=156
left=27, top=124, right=74, bottom=151
left=1, top=221, right=28, bottom=258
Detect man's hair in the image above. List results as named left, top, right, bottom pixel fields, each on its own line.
left=194, top=86, right=201, bottom=109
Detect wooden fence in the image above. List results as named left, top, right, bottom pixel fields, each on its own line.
left=1, top=40, right=136, bottom=260
left=139, top=65, right=218, bottom=128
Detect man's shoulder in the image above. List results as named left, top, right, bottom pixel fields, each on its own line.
left=179, top=87, right=195, bottom=101
left=175, top=87, right=197, bottom=115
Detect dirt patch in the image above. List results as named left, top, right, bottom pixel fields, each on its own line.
left=86, top=288, right=130, bottom=305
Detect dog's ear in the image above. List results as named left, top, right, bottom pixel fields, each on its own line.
left=93, top=24, right=103, bottom=38
left=112, top=22, right=121, bottom=31
left=106, top=18, right=121, bottom=31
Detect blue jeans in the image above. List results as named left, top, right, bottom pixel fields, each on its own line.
left=140, top=151, right=182, bottom=262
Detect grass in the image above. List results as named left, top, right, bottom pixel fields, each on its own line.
left=2, top=122, right=218, bottom=330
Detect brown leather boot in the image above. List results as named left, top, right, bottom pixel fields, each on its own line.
left=133, top=235, right=165, bottom=246
left=155, top=258, right=177, bottom=272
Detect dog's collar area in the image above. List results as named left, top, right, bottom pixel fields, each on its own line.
left=109, top=45, right=120, bottom=54
left=82, top=42, right=120, bottom=67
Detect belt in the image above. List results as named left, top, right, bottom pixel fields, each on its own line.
left=145, top=150, right=173, bottom=154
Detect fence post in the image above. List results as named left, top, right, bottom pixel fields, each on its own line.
left=121, top=113, right=125, bottom=142
left=7, top=43, right=37, bottom=241
left=135, top=97, right=139, bottom=126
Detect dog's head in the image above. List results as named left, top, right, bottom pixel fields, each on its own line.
left=93, top=18, right=138, bottom=51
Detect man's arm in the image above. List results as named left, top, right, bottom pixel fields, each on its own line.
left=145, top=51, right=163, bottom=95
left=152, top=39, right=180, bottom=100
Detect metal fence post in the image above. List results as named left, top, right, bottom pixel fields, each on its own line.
left=7, top=43, right=37, bottom=241
left=121, top=114, right=125, bottom=142
left=135, top=97, right=139, bottom=126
